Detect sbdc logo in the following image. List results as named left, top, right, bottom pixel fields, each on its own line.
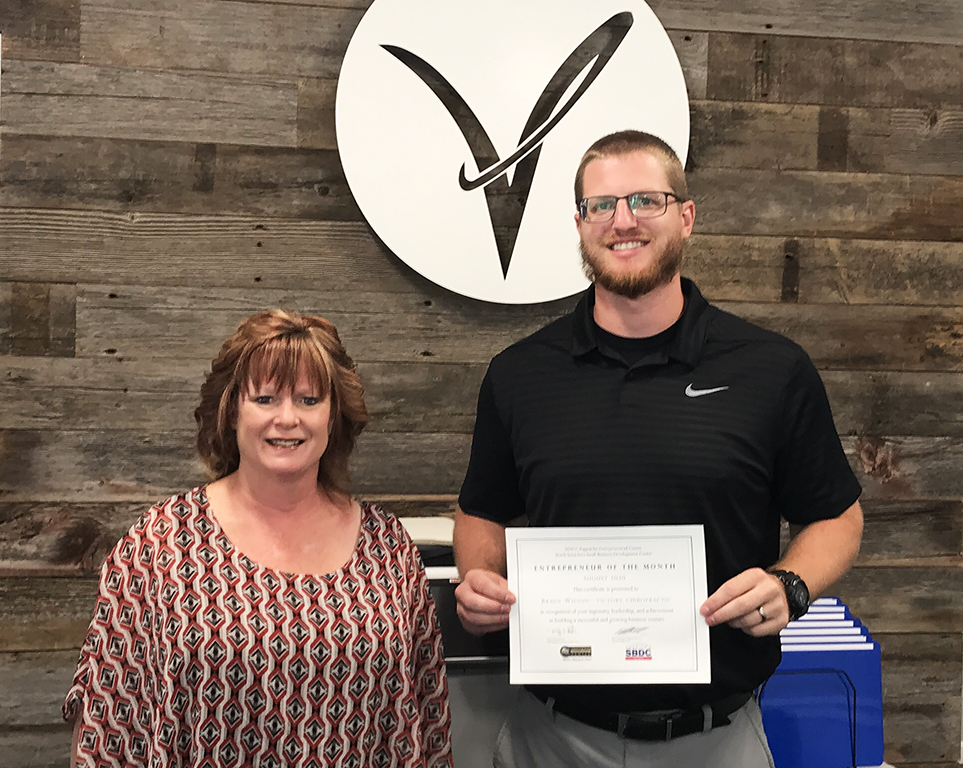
left=625, top=647, right=653, bottom=660
left=336, top=0, right=689, bottom=304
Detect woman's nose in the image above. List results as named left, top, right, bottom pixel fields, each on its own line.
left=275, top=396, right=300, bottom=425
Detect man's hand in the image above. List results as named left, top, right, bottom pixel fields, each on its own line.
left=700, top=568, right=787, bottom=637
left=454, top=568, right=516, bottom=636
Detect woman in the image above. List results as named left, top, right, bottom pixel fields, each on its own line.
left=64, top=310, right=452, bottom=767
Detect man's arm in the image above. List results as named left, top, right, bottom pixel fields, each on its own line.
left=701, top=500, right=863, bottom=636
left=452, top=508, right=515, bottom=636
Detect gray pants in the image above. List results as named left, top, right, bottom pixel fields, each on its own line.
left=493, top=689, right=776, bottom=768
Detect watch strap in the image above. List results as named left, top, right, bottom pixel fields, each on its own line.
left=768, top=569, right=811, bottom=621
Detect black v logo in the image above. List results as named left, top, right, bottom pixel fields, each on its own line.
left=382, top=12, right=633, bottom=279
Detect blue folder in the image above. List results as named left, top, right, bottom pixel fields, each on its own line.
left=759, top=598, right=884, bottom=768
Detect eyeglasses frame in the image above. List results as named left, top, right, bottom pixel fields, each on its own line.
left=577, top=190, right=687, bottom=222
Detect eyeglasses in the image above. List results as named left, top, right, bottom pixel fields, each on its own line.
left=578, top=191, right=686, bottom=222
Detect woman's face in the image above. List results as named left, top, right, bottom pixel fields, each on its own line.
left=234, top=370, right=332, bottom=482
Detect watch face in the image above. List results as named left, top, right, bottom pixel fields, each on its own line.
left=788, top=580, right=810, bottom=619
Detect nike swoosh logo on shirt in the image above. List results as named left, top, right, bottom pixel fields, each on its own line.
left=685, top=384, right=730, bottom=398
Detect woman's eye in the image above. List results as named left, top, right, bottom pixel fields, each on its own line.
left=302, top=396, right=322, bottom=406
left=253, top=395, right=273, bottom=405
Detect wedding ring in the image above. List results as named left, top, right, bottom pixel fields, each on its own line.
left=757, top=606, right=768, bottom=622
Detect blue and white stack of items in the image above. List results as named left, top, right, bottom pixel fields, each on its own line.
left=759, top=597, right=885, bottom=768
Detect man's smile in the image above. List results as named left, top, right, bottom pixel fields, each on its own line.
left=609, top=239, right=649, bottom=251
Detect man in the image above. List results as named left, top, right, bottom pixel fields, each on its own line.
left=453, top=130, right=863, bottom=767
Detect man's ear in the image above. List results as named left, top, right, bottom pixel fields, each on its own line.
left=680, top=199, right=696, bottom=240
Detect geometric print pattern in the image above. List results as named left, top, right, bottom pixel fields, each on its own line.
left=64, top=487, right=452, bottom=767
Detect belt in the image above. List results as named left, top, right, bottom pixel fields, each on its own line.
left=531, top=690, right=752, bottom=742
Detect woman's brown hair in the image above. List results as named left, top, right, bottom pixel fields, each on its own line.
left=195, top=310, right=369, bottom=496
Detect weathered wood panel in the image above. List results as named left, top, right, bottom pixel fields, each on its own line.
left=690, top=102, right=817, bottom=171
left=0, top=136, right=362, bottom=219
left=0, top=500, right=146, bottom=574
left=823, top=371, right=963, bottom=439
left=0, top=212, right=399, bottom=289
left=846, top=107, right=963, bottom=177
left=845, top=436, right=963, bottom=501
left=0, top=0, right=80, bottom=63
left=5, top=358, right=963, bottom=441
left=1, top=565, right=959, bottom=647
left=1, top=60, right=299, bottom=146
left=1, top=496, right=952, bottom=574
left=79, top=0, right=363, bottom=78
left=0, top=356, right=484, bottom=434
left=2, top=427, right=963, bottom=502
left=5, top=142, right=961, bottom=236
left=668, top=31, right=708, bottom=101
left=0, top=575, right=98, bottom=650
left=836, top=566, right=963, bottom=633
left=0, top=429, right=472, bottom=500
left=877, top=633, right=963, bottom=764
left=0, top=651, right=77, bottom=726
left=0, top=729, right=72, bottom=768
left=690, top=168, right=963, bottom=241
left=856, top=500, right=963, bottom=564
left=4, top=140, right=963, bottom=238
left=225, top=0, right=370, bottom=7
left=707, top=33, right=963, bottom=108
left=3, top=212, right=963, bottom=307
left=1, top=567, right=959, bottom=653
left=0, top=283, right=75, bottom=358
left=790, top=239, right=963, bottom=306
left=0, top=496, right=457, bottom=575
left=66, top=286, right=963, bottom=370
left=651, top=0, right=963, bottom=45
left=0, top=429, right=201, bottom=501
left=297, top=78, right=340, bottom=151
left=0, top=357, right=202, bottom=431
left=691, top=102, right=963, bottom=176
left=71, top=285, right=570, bottom=364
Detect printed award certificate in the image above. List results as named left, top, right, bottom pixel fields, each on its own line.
left=505, top=525, right=711, bottom=685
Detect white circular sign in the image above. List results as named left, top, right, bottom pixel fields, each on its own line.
left=336, top=0, right=689, bottom=304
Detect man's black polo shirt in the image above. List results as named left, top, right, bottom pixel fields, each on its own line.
left=459, top=278, right=861, bottom=713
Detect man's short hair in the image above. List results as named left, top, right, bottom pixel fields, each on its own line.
left=195, top=309, right=369, bottom=496
left=574, top=130, right=688, bottom=203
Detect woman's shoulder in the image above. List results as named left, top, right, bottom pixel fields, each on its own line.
left=358, top=501, right=417, bottom=552
left=111, top=486, right=210, bottom=557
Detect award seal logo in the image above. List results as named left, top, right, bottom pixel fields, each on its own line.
left=337, top=0, right=689, bottom=304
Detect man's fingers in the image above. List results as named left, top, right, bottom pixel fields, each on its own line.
left=701, top=568, right=784, bottom=628
left=455, top=604, right=510, bottom=636
left=457, top=569, right=515, bottom=606
left=454, top=582, right=512, bottom=615
left=454, top=568, right=516, bottom=636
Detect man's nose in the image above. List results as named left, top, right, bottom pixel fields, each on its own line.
left=611, top=197, right=637, bottom=228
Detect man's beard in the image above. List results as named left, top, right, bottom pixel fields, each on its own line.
left=579, top=232, right=684, bottom=300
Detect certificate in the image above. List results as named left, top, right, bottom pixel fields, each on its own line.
left=505, top=525, right=710, bottom=685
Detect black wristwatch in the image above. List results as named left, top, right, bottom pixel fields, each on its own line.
left=769, top=569, right=811, bottom=621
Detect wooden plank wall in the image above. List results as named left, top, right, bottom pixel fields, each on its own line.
left=1, top=0, right=961, bottom=765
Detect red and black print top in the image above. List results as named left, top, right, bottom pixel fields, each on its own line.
left=64, top=487, right=452, bottom=768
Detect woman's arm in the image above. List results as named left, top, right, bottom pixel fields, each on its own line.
left=409, top=549, right=453, bottom=768
left=70, top=717, right=82, bottom=766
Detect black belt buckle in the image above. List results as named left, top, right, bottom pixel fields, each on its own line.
left=618, top=709, right=687, bottom=741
